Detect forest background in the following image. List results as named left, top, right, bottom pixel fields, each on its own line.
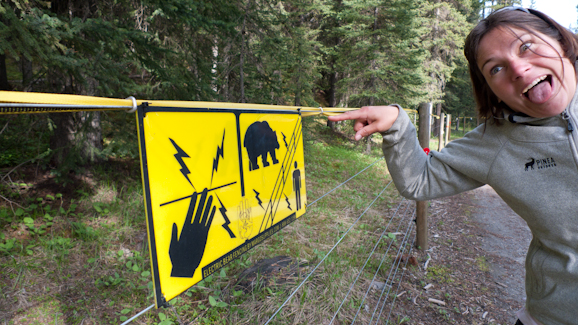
left=0, top=0, right=504, bottom=171
left=1, top=0, right=571, bottom=324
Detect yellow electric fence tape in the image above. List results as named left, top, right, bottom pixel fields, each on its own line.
left=0, top=91, right=133, bottom=114
left=0, top=90, right=353, bottom=116
left=0, top=91, right=416, bottom=116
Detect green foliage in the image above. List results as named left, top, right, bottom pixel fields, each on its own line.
left=334, top=0, right=431, bottom=108
left=70, top=221, right=98, bottom=241
left=96, top=272, right=125, bottom=288
left=419, top=0, right=474, bottom=107
left=101, top=111, right=139, bottom=159
left=0, top=115, right=51, bottom=168
left=443, top=62, right=477, bottom=118
left=0, top=233, right=17, bottom=255
left=0, top=207, right=12, bottom=226
left=158, top=312, right=175, bottom=325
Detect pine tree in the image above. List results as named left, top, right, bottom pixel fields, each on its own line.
left=419, top=0, right=472, bottom=134
left=334, top=0, right=430, bottom=109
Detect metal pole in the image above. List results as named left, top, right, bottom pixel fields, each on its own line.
left=120, top=304, right=155, bottom=325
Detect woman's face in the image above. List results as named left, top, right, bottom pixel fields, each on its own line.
left=477, top=26, right=577, bottom=118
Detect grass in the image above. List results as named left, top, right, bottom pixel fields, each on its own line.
left=0, top=115, right=418, bottom=324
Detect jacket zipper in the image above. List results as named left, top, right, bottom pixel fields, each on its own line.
left=562, top=108, right=578, bottom=168
left=562, top=109, right=574, bottom=132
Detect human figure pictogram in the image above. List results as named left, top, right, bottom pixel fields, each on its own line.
left=292, top=161, right=302, bottom=210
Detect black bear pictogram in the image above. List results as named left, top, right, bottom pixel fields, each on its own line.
left=243, top=121, right=280, bottom=171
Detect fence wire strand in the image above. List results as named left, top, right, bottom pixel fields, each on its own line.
left=350, top=202, right=414, bottom=324
left=380, top=228, right=415, bottom=325
left=370, top=213, right=415, bottom=325
left=328, top=198, right=408, bottom=325
left=307, top=157, right=384, bottom=207
left=263, top=180, right=393, bottom=325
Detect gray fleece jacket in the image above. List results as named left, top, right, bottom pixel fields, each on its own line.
left=381, top=90, right=578, bottom=325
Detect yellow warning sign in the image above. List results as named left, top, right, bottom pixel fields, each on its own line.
left=136, top=104, right=306, bottom=307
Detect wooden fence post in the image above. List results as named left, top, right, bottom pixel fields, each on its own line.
left=438, top=112, right=445, bottom=151
left=417, top=102, right=431, bottom=250
left=445, top=114, right=451, bottom=145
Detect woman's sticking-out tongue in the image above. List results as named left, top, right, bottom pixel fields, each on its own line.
left=527, top=78, right=553, bottom=104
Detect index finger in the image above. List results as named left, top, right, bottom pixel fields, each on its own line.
left=327, top=109, right=366, bottom=122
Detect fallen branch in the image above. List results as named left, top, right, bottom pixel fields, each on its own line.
left=495, top=281, right=508, bottom=288
left=428, top=298, right=446, bottom=306
left=0, top=120, right=8, bottom=136
left=424, top=253, right=432, bottom=271
left=1, top=157, right=36, bottom=182
left=0, top=194, right=23, bottom=211
left=412, top=291, right=422, bottom=305
left=0, top=149, right=51, bottom=183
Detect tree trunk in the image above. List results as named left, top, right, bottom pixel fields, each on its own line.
left=47, top=0, right=103, bottom=167
left=0, top=55, right=11, bottom=91
left=48, top=73, right=103, bottom=166
left=365, top=77, right=377, bottom=154
left=240, top=25, right=246, bottom=103
left=327, top=69, right=338, bottom=131
left=21, top=55, right=33, bottom=91
left=49, top=110, right=103, bottom=166
left=239, top=2, right=251, bottom=104
left=294, top=90, right=301, bottom=106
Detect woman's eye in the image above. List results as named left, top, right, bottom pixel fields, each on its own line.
left=490, top=66, right=502, bottom=75
left=520, top=42, right=532, bottom=52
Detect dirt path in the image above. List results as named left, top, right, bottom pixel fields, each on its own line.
left=392, top=185, right=534, bottom=324
left=470, top=185, right=532, bottom=304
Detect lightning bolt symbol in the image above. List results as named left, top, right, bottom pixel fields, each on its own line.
left=211, top=130, right=225, bottom=185
left=284, top=194, right=292, bottom=211
left=253, top=189, right=264, bottom=210
left=282, top=132, right=288, bottom=148
left=216, top=195, right=236, bottom=239
left=169, top=138, right=194, bottom=188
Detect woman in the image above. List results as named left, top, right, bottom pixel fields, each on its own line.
left=328, top=7, right=578, bottom=325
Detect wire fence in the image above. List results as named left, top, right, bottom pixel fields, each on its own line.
left=123, top=157, right=417, bottom=325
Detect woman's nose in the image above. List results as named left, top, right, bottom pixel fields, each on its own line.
left=509, top=58, right=531, bottom=80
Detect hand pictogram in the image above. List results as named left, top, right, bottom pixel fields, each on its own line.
left=169, top=188, right=216, bottom=277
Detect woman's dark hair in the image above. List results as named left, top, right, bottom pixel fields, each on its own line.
left=464, top=7, right=578, bottom=122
